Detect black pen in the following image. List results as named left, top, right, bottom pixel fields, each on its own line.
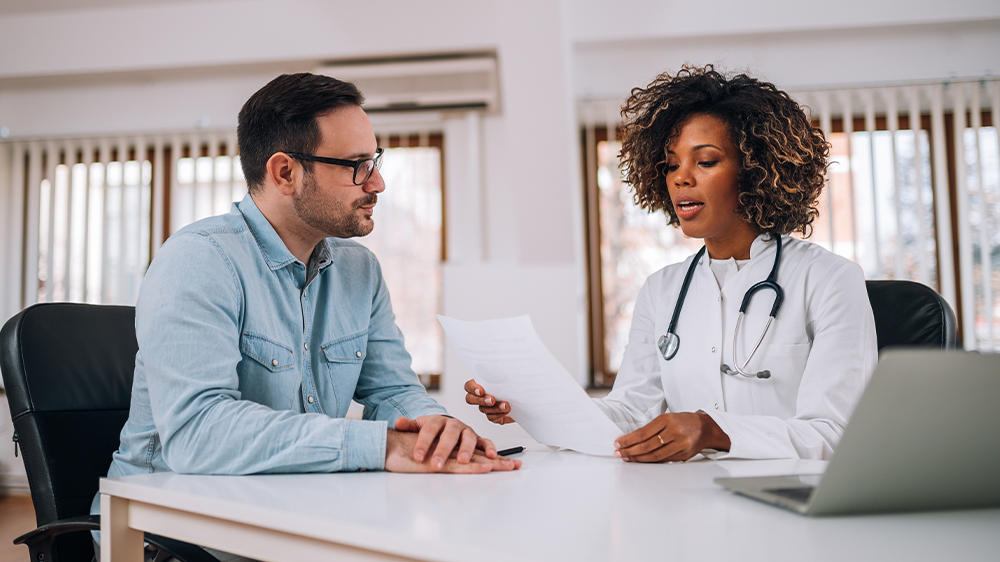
left=497, top=446, right=525, bottom=456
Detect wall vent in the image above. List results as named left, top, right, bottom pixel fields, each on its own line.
left=315, top=54, right=500, bottom=113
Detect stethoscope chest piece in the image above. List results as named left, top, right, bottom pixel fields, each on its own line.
left=657, top=332, right=680, bottom=360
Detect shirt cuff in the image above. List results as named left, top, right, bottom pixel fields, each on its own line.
left=343, top=418, right=388, bottom=471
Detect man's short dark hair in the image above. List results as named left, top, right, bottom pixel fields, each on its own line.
left=238, top=73, right=365, bottom=193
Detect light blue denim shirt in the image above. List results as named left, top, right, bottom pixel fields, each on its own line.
left=106, top=193, right=445, bottom=479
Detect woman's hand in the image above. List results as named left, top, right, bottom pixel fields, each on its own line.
left=464, top=379, right=516, bottom=425
left=614, top=411, right=730, bottom=462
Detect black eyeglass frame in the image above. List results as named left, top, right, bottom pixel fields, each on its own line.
left=285, top=148, right=384, bottom=185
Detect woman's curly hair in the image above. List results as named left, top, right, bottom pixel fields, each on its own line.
left=619, top=64, right=829, bottom=237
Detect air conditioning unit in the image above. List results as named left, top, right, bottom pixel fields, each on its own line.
left=314, top=54, right=500, bottom=113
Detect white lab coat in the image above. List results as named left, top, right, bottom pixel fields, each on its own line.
left=595, top=234, right=877, bottom=460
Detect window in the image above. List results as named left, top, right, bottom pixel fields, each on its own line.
left=581, top=79, right=1000, bottom=385
left=357, top=133, right=445, bottom=383
left=171, top=145, right=246, bottom=235
left=818, top=118, right=937, bottom=285
left=4, top=129, right=447, bottom=382
left=583, top=128, right=700, bottom=384
left=32, top=144, right=153, bottom=305
left=800, top=83, right=1000, bottom=351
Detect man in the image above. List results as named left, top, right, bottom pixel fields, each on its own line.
left=94, top=72, right=518, bottom=560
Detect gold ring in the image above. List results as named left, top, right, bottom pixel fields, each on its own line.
left=657, top=434, right=665, bottom=446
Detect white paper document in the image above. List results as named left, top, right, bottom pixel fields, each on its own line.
left=437, top=315, right=623, bottom=456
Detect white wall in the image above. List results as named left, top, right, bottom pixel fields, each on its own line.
left=569, top=0, right=1000, bottom=42
left=1, top=0, right=997, bottom=484
left=570, top=0, right=1000, bottom=101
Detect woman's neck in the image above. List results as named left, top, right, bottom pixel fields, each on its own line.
left=704, top=224, right=760, bottom=260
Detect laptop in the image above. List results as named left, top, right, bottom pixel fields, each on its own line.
left=715, top=349, right=1000, bottom=515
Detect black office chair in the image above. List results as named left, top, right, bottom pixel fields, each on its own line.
left=1, top=302, right=218, bottom=562
left=865, top=280, right=959, bottom=352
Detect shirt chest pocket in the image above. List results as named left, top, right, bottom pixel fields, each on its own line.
left=240, top=333, right=295, bottom=372
left=321, top=331, right=368, bottom=366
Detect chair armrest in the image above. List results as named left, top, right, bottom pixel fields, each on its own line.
left=13, top=514, right=220, bottom=562
left=13, top=514, right=100, bottom=546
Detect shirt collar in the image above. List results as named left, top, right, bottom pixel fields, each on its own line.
left=309, top=238, right=334, bottom=275
left=238, top=193, right=337, bottom=273
left=237, top=193, right=299, bottom=271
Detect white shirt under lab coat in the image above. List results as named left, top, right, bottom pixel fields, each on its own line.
left=595, top=234, right=877, bottom=460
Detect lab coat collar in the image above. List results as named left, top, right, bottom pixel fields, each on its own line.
left=749, top=233, right=782, bottom=260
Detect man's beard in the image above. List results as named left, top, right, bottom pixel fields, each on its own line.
left=294, top=172, right=376, bottom=238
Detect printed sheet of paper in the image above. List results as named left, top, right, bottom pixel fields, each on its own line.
left=438, top=315, right=622, bottom=456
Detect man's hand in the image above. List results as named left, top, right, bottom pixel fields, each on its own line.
left=613, top=412, right=731, bottom=463
left=464, top=379, right=516, bottom=425
left=385, top=415, right=521, bottom=473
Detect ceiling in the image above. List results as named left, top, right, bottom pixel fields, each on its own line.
left=0, top=0, right=199, bottom=17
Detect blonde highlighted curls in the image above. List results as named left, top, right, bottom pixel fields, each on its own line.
left=619, top=65, right=829, bottom=237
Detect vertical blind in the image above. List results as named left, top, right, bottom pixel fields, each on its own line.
left=795, top=80, right=998, bottom=352
left=580, top=77, right=1000, bottom=379
left=0, top=126, right=446, bottom=375
left=0, top=133, right=245, bottom=313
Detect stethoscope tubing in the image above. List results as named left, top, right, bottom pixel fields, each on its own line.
left=658, top=235, right=784, bottom=379
left=657, top=246, right=707, bottom=361
left=727, top=236, right=784, bottom=378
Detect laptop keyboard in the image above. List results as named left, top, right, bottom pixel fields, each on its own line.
left=765, top=486, right=815, bottom=503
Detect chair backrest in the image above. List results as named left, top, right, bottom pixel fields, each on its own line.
left=865, top=280, right=958, bottom=352
left=1, top=303, right=136, bottom=558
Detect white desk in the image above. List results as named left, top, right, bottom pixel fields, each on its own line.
left=100, top=446, right=1000, bottom=562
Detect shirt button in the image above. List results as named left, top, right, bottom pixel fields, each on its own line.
left=307, top=396, right=315, bottom=404
left=304, top=343, right=309, bottom=350
left=711, top=347, right=716, bottom=353
left=714, top=403, right=720, bottom=409
left=356, top=351, right=362, bottom=358
left=271, top=359, right=278, bottom=366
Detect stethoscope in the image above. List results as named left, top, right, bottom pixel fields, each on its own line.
left=656, top=235, right=784, bottom=379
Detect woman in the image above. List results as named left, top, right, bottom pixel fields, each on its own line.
left=465, top=65, right=877, bottom=462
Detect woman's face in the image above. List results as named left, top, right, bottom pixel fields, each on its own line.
left=665, top=113, right=757, bottom=257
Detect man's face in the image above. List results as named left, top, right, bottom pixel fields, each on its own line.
left=293, top=105, right=384, bottom=239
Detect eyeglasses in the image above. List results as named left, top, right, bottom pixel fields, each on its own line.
left=285, top=148, right=384, bottom=185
